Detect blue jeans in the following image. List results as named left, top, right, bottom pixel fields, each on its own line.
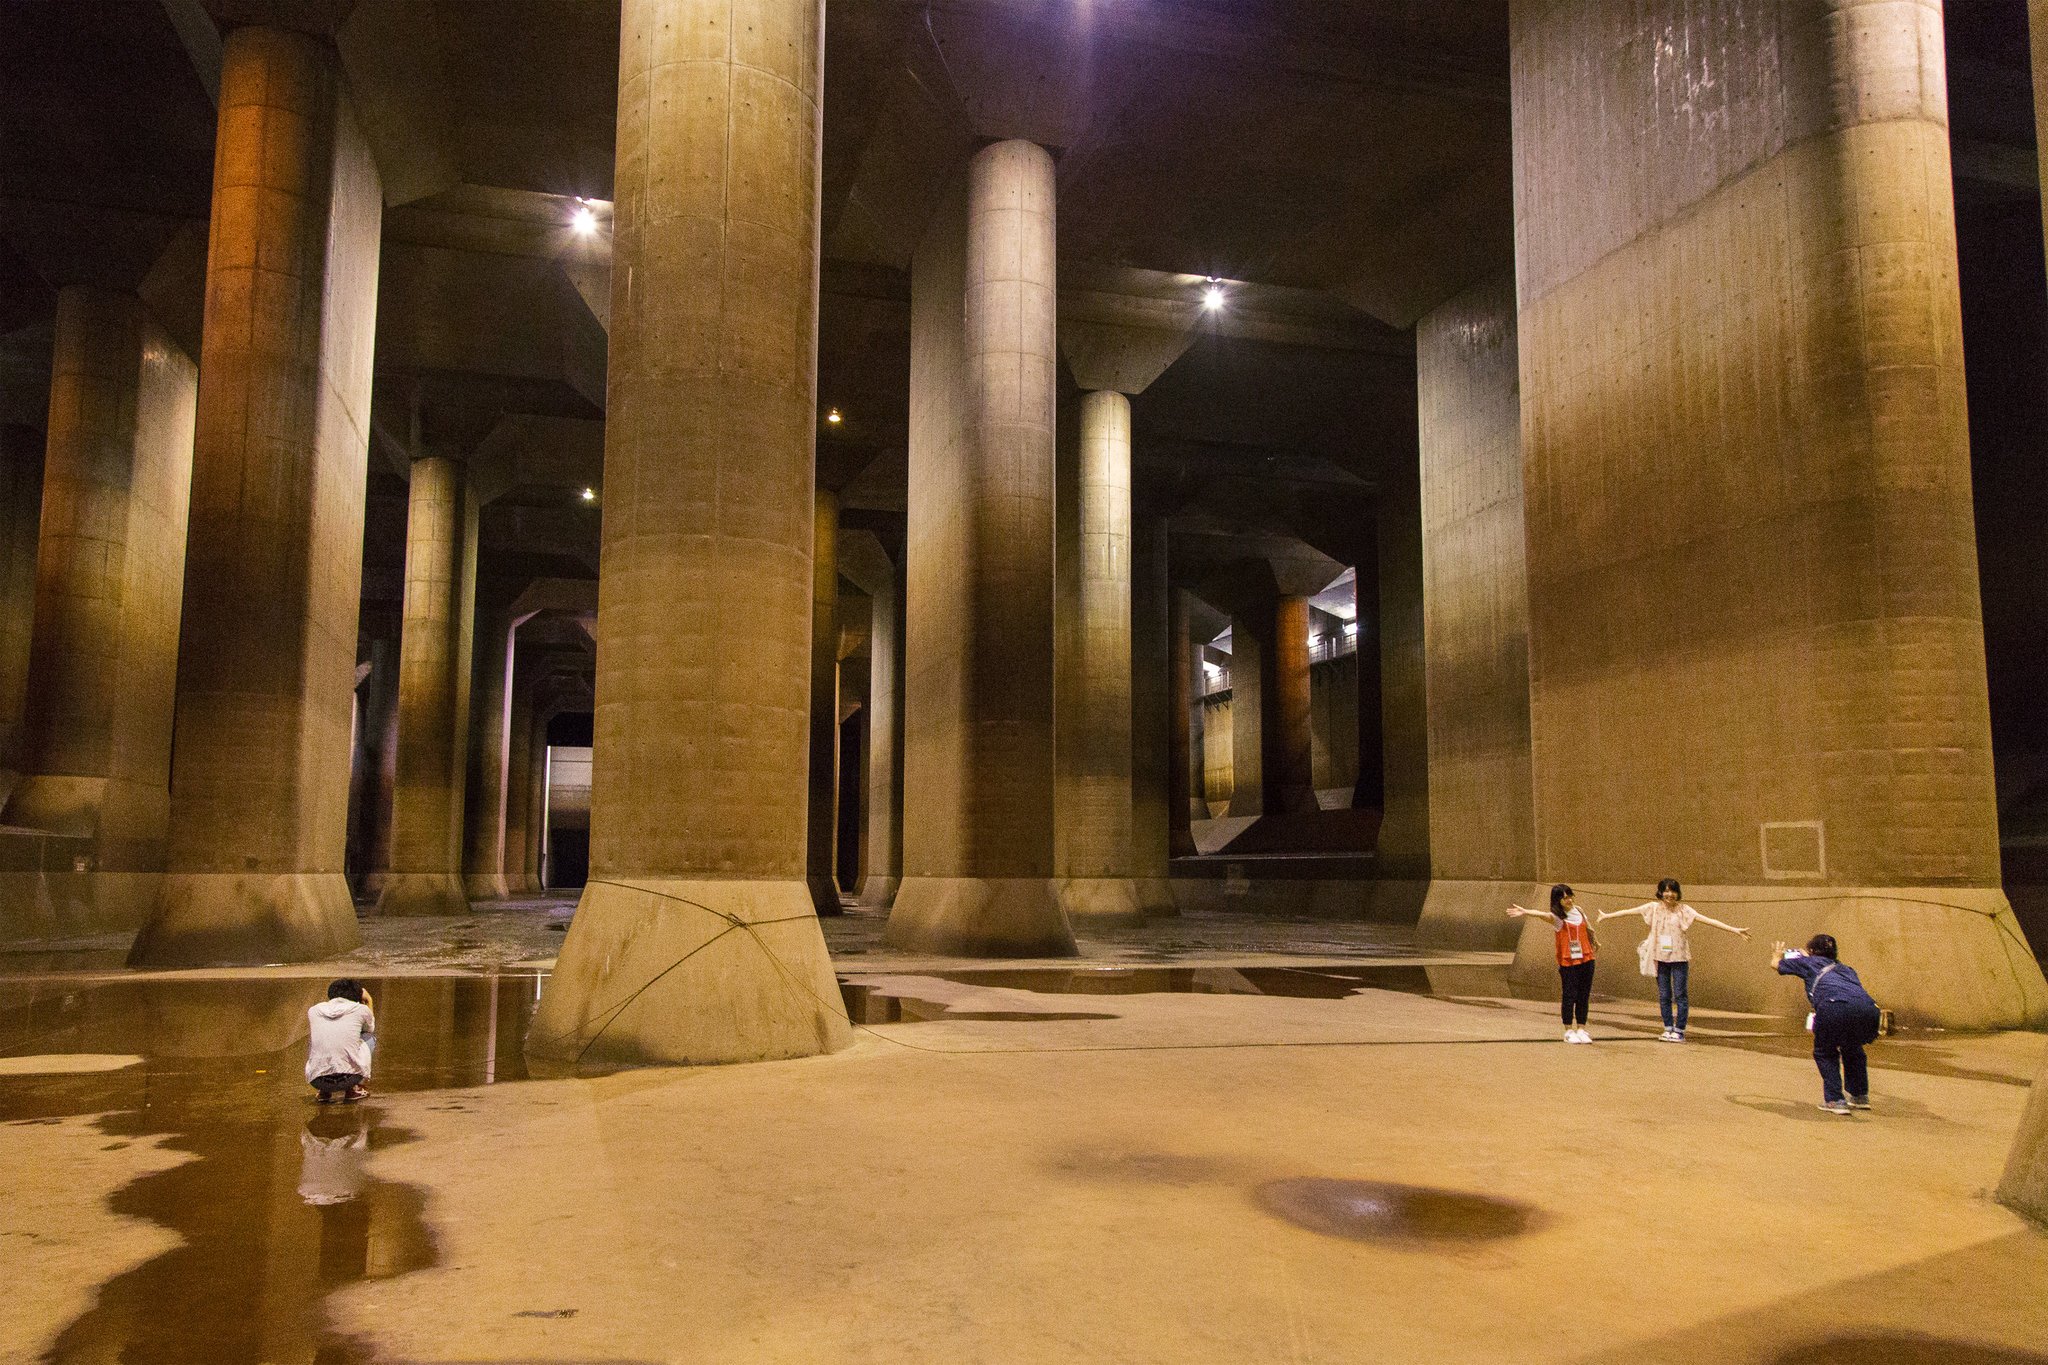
left=1813, top=1002, right=1881, bottom=1104
left=1656, top=960, right=1690, bottom=1032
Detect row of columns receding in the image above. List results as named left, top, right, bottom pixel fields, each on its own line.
left=4, top=5, right=2047, bottom=1103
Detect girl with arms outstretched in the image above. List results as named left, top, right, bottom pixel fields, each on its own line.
left=1599, top=879, right=1750, bottom=1041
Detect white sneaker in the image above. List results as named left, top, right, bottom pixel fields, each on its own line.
left=1563, top=1029, right=1577, bottom=1043
left=1657, top=1029, right=1680, bottom=1042
left=1572, top=1028, right=1592, bottom=1043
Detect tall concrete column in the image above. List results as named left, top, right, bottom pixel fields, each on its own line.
left=530, top=0, right=850, bottom=1065
left=1167, top=587, right=1199, bottom=856
left=889, top=140, right=1073, bottom=956
left=1056, top=388, right=1142, bottom=926
left=1269, top=593, right=1316, bottom=817
left=1131, top=517, right=1175, bottom=913
left=855, top=546, right=902, bottom=908
left=377, top=455, right=476, bottom=916
left=1510, top=0, right=2045, bottom=1026
left=805, top=488, right=842, bottom=915
left=128, top=24, right=382, bottom=966
left=500, top=659, right=536, bottom=896
left=1374, top=440, right=1431, bottom=902
left=0, top=289, right=196, bottom=937
left=460, top=600, right=516, bottom=901
left=1224, top=595, right=1270, bottom=819
left=0, top=424, right=40, bottom=775
left=1414, top=271, right=1543, bottom=949
left=1351, top=554, right=1383, bottom=810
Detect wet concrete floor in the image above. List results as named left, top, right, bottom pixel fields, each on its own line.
left=0, top=973, right=543, bottom=1364
left=4, top=961, right=2040, bottom=1362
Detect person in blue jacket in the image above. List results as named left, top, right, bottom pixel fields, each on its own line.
left=1773, top=934, right=1881, bottom=1115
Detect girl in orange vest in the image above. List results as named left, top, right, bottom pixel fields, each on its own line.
left=1507, top=884, right=1598, bottom=1044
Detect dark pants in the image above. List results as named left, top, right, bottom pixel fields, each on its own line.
left=1812, top=1002, right=1881, bottom=1104
left=311, top=1072, right=363, bottom=1098
left=1558, top=961, right=1595, bottom=1026
left=1656, top=960, right=1690, bottom=1032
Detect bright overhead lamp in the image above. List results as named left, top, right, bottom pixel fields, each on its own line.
left=580, top=486, right=597, bottom=502
left=1203, top=282, right=1225, bottom=311
left=825, top=407, right=843, bottom=425
left=571, top=205, right=598, bottom=235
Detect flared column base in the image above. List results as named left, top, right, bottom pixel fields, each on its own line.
left=527, top=877, right=851, bottom=1067
left=886, top=877, right=1076, bottom=956
left=128, top=871, right=361, bottom=967
left=376, top=872, right=472, bottom=917
left=1502, top=883, right=2048, bottom=1030
left=1056, top=877, right=1145, bottom=928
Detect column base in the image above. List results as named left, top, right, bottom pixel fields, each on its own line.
left=0, top=865, right=159, bottom=942
left=1135, top=877, right=1179, bottom=917
left=376, top=873, right=472, bottom=917
left=1503, top=883, right=2048, bottom=1031
left=885, top=878, right=1076, bottom=956
left=807, top=875, right=846, bottom=917
left=127, top=872, right=361, bottom=967
left=1417, top=879, right=1553, bottom=951
left=857, top=874, right=900, bottom=909
left=462, top=872, right=510, bottom=900
left=527, top=878, right=851, bottom=1067
left=1056, top=877, right=1145, bottom=928
left=2000, top=1049, right=2048, bottom=1226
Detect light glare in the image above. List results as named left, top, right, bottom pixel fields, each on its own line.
left=1203, top=284, right=1225, bottom=311
left=571, top=205, right=598, bottom=235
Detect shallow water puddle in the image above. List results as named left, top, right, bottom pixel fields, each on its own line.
left=0, top=973, right=544, bottom=1363
left=836, top=963, right=1511, bottom=1023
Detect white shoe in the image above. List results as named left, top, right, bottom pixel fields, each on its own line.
left=1818, top=1100, right=1852, bottom=1115
left=1658, top=1029, right=1681, bottom=1042
left=1571, top=1028, right=1591, bottom=1043
left=1563, top=1029, right=1577, bottom=1043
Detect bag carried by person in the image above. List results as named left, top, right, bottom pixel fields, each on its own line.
left=1637, top=933, right=1656, bottom=977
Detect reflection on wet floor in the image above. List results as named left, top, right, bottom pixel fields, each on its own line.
left=836, top=964, right=1488, bottom=1023
left=0, top=973, right=543, bottom=1364
left=1253, top=1177, right=1541, bottom=1245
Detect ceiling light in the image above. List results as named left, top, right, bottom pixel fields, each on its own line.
left=1203, top=283, right=1225, bottom=311
left=580, top=486, right=596, bottom=502
left=571, top=205, right=598, bottom=235
left=825, top=407, right=843, bottom=424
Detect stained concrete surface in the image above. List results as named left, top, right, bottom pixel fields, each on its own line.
left=3, top=910, right=2045, bottom=1364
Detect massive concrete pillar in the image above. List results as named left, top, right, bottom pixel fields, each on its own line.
left=0, top=425, right=40, bottom=777
left=1351, top=555, right=1384, bottom=811
left=1413, top=271, right=1543, bottom=949
left=460, top=600, right=516, bottom=901
left=889, top=140, right=1074, bottom=956
left=1130, top=516, right=1175, bottom=913
left=377, top=454, right=477, bottom=916
left=1055, top=388, right=1142, bottom=926
left=530, top=0, right=850, bottom=1065
left=841, top=534, right=902, bottom=908
left=500, top=658, right=537, bottom=896
left=129, top=23, right=382, bottom=967
left=1509, top=0, right=2046, bottom=1026
left=805, top=488, right=842, bottom=916
left=1269, top=593, right=1316, bottom=817
left=1167, top=588, right=1199, bottom=856
left=1224, top=599, right=1268, bottom=818
left=1374, top=440, right=1430, bottom=896
left=0, top=289, right=195, bottom=937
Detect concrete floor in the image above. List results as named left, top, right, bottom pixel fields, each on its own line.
left=2, top=904, right=2045, bottom=1363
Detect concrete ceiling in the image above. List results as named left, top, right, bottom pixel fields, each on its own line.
left=4, top=0, right=2041, bottom=628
